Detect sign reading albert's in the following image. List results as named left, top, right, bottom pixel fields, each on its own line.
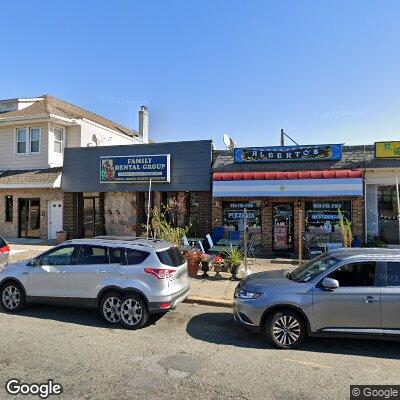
left=100, top=154, right=170, bottom=183
left=234, top=144, right=342, bottom=163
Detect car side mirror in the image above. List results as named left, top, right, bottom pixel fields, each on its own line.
left=322, top=277, right=339, bottom=290
left=30, top=258, right=42, bottom=267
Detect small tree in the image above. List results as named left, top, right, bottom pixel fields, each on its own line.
left=338, top=209, right=353, bottom=247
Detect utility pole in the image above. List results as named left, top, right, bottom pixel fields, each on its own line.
left=396, top=177, right=400, bottom=245
left=243, top=208, right=248, bottom=271
left=146, top=179, right=152, bottom=238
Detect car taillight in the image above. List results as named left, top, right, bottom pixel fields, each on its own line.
left=0, top=244, right=10, bottom=253
left=144, top=268, right=176, bottom=279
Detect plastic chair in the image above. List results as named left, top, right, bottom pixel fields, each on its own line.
left=206, top=234, right=214, bottom=248
left=229, top=231, right=240, bottom=241
left=182, top=236, right=191, bottom=252
left=211, top=227, right=224, bottom=244
left=198, top=240, right=205, bottom=253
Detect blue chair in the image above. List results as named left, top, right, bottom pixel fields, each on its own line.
left=211, top=227, right=224, bottom=244
left=229, top=231, right=240, bottom=241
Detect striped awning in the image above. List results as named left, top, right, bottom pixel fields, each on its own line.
left=212, top=169, right=363, bottom=197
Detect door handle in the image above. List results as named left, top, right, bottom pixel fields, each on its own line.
left=97, top=270, right=107, bottom=275
left=57, top=270, right=66, bottom=274
left=364, top=296, right=379, bottom=303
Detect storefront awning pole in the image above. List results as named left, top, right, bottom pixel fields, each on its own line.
left=146, top=179, right=152, bottom=238
left=396, top=177, right=400, bottom=245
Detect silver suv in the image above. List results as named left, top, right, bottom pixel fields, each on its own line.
left=0, top=238, right=190, bottom=329
left=234, top=248, right=400, bottom=349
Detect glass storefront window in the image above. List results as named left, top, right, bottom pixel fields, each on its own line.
left=222, top=201, right=261, bottom=246
left=378, top=186, right=399, bottom=244
left=305, top=201, right=351, bottom=234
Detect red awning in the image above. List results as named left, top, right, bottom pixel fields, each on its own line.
left=213, top=169, right=363, bottom=181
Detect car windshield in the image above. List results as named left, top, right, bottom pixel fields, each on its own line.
left=289, top=254, right=338, bottom=283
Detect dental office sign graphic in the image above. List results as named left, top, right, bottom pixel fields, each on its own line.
left=234, top=144, right=342, bottom=163
left=100, top=154, right=171, bottom=183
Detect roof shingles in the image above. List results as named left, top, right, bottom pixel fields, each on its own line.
left=0, top=168, right=62, bottom=185
left=0, top=95, right=138, bottom=138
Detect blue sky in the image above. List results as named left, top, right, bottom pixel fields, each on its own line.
left=1, top=0, right=399, bottom=148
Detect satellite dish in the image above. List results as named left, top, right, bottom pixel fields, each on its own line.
left=223, top=133, right=237, bottom=150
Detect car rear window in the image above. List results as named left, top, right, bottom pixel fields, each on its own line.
left=157, top=247, right=185, bottom=267
left=0, top=236, right=6, bottom=248
left=126, top=249, right=150, bottom=265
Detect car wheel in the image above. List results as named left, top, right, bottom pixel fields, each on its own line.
left=0, top=282, right=25, bottom=313
left=100, top=292, right=122, bottom=324
left=264, top=310, right=305, bottom=349
left=119, top=293, right=149, bottom=330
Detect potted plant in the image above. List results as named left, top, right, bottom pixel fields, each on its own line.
left=212, top=255, right=224, bottom=277
left=200, top=253, right=210, bottom=278
left=185, top=249, right=202, bottom=277
left=225, top=245, right=244, bottom=281
left=56, top=231, right=68, bottom=244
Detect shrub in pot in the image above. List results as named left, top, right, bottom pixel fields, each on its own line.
left=224, top=245, right=244, bottom=281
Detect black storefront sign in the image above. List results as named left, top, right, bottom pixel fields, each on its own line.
left=223, top=201, right=261, bottom=227
left=305, top=201, right=351, bottom=232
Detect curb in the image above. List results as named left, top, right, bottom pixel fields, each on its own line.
left=184, top=296, right=233, bottom=308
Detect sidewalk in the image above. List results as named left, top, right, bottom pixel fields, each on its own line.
left=185, top=258, right=293, bottom=308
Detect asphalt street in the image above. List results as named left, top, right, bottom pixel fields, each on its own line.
left=0, top=302, right=400, bottom=400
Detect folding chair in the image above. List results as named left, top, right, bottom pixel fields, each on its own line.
left=182, top=236, right=192, bottom=252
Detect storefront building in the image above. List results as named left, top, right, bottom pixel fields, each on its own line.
left=365, top=141, right=400, bottom=246
left=61, top=140, right=213, bottom=239
left=212, top=144, right=368, bottom=255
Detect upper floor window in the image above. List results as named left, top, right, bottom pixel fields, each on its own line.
left=54, top=127, right=64, bottom=153
left=16, top=128, right=27, bottom=154
left=16, top=126, right=40, bottom=155
left=30, top=127, right=40, bottom=154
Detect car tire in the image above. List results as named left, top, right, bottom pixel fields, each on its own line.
left=99, top=291, right=122, bottom=324
left=264, top=310, right=305, bottom=349
left=119, top=293, right=149, bottom=330
left=0, top=282, right=26, bottom=313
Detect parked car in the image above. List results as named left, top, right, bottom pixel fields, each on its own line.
left=234, top=248, right=400, bottom=349
left=0, top=236, right=10, bottom=266
left=0, top=238, right=190, bottom=329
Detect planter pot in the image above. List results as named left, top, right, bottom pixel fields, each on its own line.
left=187, top=261, right=200, bottom=277
left=213, top=263, right=223, bottom=277
left=200, top=261, right=210, bottom=278
left=56, top=231, right=68, bottom=244
left=230, top=264, right=241, bottom=281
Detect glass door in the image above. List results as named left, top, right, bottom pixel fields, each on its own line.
left=18, top=198, right=41, bottom=238
left=272, top=203, right=294, bottom=252
left=83, top=197, right=100, bottom=237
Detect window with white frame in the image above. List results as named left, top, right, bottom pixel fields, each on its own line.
left=16, top=128, right=27, bottom=154
left=30, top=127, right=40, bottom=153
left=16, top=127, right=41, bottom=155
left=53, top=127, right=64, bottom=153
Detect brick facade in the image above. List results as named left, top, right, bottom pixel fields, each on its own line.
left=212, top=196, right=364, bottom=255
left=0, top=188, right=63, bottom=239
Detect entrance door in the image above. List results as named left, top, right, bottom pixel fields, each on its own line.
left=83, top=197, right=100, bottom=237
left=19, top=198, right=41, bottom=238
left=272, top=203, right=294, bottom=252
left=49, top=201, right=63, bottom=239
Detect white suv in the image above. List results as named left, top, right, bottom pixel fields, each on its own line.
left=0, top=237, right=190, bottom=329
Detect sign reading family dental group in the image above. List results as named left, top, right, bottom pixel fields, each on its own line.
left=100, top=154, right=170, bottom=183
left=234, top=144, right=342, bottom=163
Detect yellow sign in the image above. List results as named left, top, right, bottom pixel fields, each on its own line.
left=375, top=141, right=400, bottom=158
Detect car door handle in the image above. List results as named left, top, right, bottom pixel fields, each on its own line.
left=57, top=270, right=67, bottom=274
left=97, top=270, right=107, bottom=275
left=364, top=296, right=379, bottom=303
